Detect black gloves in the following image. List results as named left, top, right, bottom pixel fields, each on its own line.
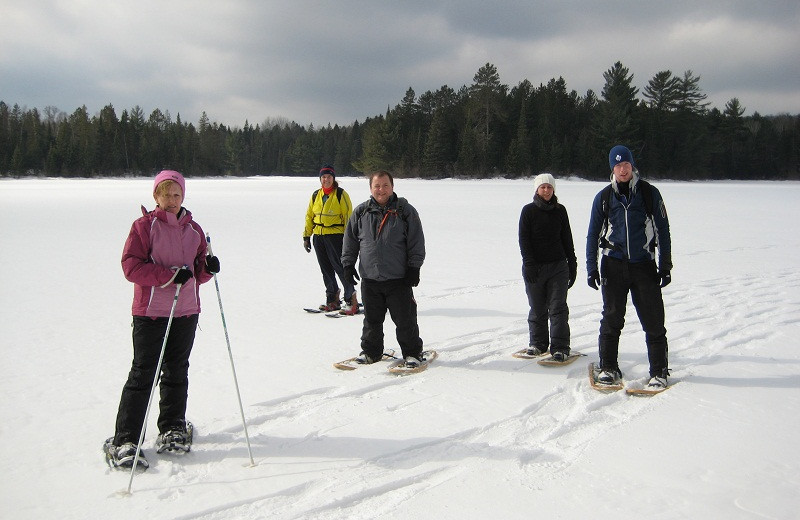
left=588, top=271, right=600, bottom=290
left=405, top=266, right=420, bottom=287
left=173, top=267, right=193, bottom=285
left=522, top=263, right=539, bottom=284
left=205, top=255, right=220, bottom=274
left=303, top=237, right=311, bottom=253
left=586, top=269, right=668, bottom=289
left=344, top=265, right=360, bottom=286
left=568, top=261, right=577, bottom=289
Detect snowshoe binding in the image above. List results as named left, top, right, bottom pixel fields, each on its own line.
left=156, top=422, right=194, bottom=454
left=588, top=362, right=624, bottom=391
left=103, top=438, right=149, bottom=470
left=388, top=350, right=438, bottom=374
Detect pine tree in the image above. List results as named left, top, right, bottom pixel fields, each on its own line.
left=723, top=98, right=748, bottom=177
left=643, top=71, right=681, bottom=111
left=676, top=70, right=709, bottom=115
left=595, top=62, right=640, bottom=151
left=468, top=63, right=507, bottom=171
left=422, top=109, right=450, bottom=177
left=505, top=103, right=532, bottom=177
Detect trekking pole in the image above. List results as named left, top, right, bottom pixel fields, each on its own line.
left=206, top=234, right=256, bottom=467
left=124, top=278, right=184, bottom=495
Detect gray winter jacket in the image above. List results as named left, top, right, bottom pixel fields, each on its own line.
left=342, top=194, right=425, bottom=281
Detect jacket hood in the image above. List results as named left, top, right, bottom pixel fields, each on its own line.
left=610, top=169, right=640, bottom=195
left=141, top=205, right=192, bottom=226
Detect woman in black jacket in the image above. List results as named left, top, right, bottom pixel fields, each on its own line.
left=518, top=173, right=577, bottom=362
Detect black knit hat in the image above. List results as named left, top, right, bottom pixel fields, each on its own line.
left=319, top=165, right=335, bottom=178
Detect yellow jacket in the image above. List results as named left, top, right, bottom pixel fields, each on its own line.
left=304, top=187, right=353, bottom=236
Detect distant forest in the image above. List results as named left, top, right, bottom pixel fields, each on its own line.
left=2, top=62, right=798, bottom=180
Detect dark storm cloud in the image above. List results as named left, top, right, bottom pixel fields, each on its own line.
left=1, top=1, right=798, bottom=127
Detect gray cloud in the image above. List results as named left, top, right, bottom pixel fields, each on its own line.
left=2, top=0, right=798, bottom=128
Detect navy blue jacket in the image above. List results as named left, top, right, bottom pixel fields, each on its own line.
left=585, top=172, right=672, bottom=275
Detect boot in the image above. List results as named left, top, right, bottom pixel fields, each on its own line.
left=340, top=292, right=359, bottom=315
left=319, top=290, right=341, bottom=311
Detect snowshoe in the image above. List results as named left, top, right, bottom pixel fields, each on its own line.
left=512, top=347, right=549, bottom=359
left=538, top=352, right=584, bottom=366
left=334, top=350, right=396, bottom=370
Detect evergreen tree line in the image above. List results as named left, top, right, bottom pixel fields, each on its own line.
left=2, top=61, right=798, bottom=180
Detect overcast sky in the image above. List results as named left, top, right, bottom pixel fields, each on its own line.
left=2, top=1, right=798, bottom=128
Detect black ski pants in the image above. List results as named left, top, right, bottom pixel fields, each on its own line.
left=313, top=234, right=355, bottom=302
left=598, top=256, right=668, bottom=377
left=524, top=260, right=570, bottom=354
left=114, top=314, right=198, bottom=445
left=360, top=279, right=423, bottom=361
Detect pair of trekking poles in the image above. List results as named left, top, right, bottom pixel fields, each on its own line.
left=123, top=234, right=254, bottom=495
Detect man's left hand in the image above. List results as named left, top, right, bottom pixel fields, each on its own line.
left=568, top=261, right=577, bottom=289
left=405, top=266, right=420, bottom=287
left=344, top=265, right=360, bottom=286
left=659, top=270, right=671, bottom=288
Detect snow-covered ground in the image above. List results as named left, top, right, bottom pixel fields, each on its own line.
left=1, top=176, right=798, bottom=520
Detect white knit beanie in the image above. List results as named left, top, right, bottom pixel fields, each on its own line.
left=533, top=173, right=556, bottom=193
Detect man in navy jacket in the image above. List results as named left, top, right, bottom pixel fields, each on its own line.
left=586, top=145, right=672, bottom=389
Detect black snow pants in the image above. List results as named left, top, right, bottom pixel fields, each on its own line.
left=524, top=260, right=571, bottom=354
left=113, top=314, right=198, bottom=445
left=360, top=279, right=423, bottom=361
left=598, top=256, right=668, bottom=377
left=313, top=234, right=355, bottom=303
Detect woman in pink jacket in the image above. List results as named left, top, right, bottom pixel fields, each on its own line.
left=104, top=170, right=219, bottom=470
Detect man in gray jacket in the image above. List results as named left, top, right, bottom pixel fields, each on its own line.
left=342, top=170, right=426, bottom=367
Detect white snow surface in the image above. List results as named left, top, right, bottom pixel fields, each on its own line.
left=1, top=177, right=799, bottom=520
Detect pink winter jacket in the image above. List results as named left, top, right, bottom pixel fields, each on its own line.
left=122, top=206, right=213, bottom=317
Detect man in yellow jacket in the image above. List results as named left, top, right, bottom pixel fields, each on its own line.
left=303, top=166, right=359, bottom=313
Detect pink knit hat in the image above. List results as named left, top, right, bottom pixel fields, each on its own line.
left=153, top=170, right=186, bottom=197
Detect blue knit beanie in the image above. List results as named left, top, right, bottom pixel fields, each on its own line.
left=609, top=145, right=635, bottom=170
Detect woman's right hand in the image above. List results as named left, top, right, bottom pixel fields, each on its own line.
left=173, top=267, right=194, bottom=285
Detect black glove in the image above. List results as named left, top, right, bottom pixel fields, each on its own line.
left=588, top=271, right=600, bottom=290
left=568, top=261, right=577, bottom=289
left=205, top=255, right=220, bottom=274
left=344, top=265, right=360, bottom=286
left=522, top=263, right=539, bottom=284
left=173, top=267, right=193, bottom=285
left=303, top=237, right=311, bottom=253
left=659, top=270, right=671, bottom=288
left=405, top=266, right=420, bottom=287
